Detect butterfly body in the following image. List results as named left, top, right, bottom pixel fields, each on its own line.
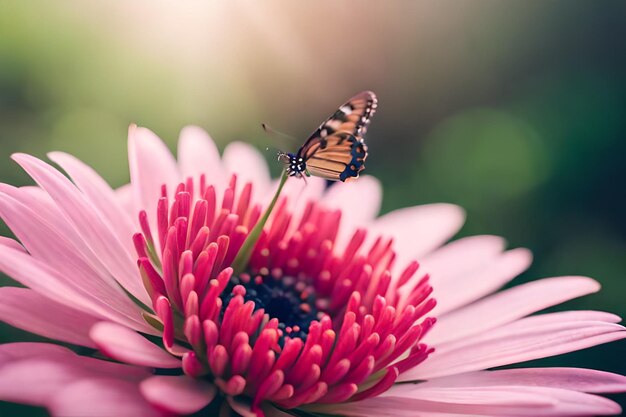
left=279, top=91, right=377, bottom=182
left=280, top=153, right=309, bottom=178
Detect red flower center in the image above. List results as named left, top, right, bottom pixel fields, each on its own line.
left=133, top=174, right=436, bottom=409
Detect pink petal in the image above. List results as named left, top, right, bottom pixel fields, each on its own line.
left=368, top=203, right=465, bottom=275
left=0, top=186, right=87, bottom=259
left=483, top=310, right=622, bottom=334
left=427, top=276, right=601, bottom=346
left=222, top=141, right=271, bottom=196
left=384, top=385, right=555, bottom=406
left=0, top=185, right=145, bottom=328
left=0, top=287, right=99, bottom=348
left=128, top=125, right=180, bottom=252
left=17, top=184, right=52, bottom=200
left=140, top=375, right=216, bottom=414
left=0, top=236, right=24, bottom=252
left=324, top=383, right=622, bottom=416
left=116, top=184, right=134, bottom=214
left=177, top=126, right=226, bottom=191
left=431, top=248, right=533, bottom=315
left=403, top=317, right=626, bottom=380
left=48, top=378, right=167, bottom=417
left=321, top=175, right=382, bottom=249
left=312, top=409, right=482, bottom=417
left=437, top=310, right=622, bottom=350
left=529, top=387, right=623, bottom=415
left=412, top=367, right=626, bottom=393
left=0, top=343, right=70, bottom=364
left=322, top=174, right=381, bottom=217
left=0, top=360, right=104, bottom=406
left=11, top=153, right=150, bottom=306
left=422, top=235, right=506, bottom=284
left=0, top=342, right=149, bottom=378
left=317, top=392, right=549, bottom=417
left=0, top=237, right=149, bottom=331
left=374, top=384, right=622, bottom=416
left=90, top=322, right=181, bottom=368
left=65, top=356, right=151, bottom=381
left=0, top=184, right=87, bottom=250
left=0, top=194, right=153, bottom=333
left=0, top=345, right=150, bottom=406
left=48, top=152, right=136, bottom=254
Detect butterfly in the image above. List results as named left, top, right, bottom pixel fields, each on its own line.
left=278, top=91, right=377, bottom=182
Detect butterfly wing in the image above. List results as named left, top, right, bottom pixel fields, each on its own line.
left=304, top=131, right=368, bottom=181
left=297, top=91, right=377, bottom=182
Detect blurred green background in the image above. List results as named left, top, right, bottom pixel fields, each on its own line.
left=1, top=1, right=625, bottom=415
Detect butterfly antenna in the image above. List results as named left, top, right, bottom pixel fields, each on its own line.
left=262, top=123, right=298, bottom=143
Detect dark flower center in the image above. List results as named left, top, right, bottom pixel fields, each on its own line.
left=221, top=272, right=321, bottom=342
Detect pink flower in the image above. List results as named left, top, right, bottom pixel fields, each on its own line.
left=0, top=125, right=624, bottom=417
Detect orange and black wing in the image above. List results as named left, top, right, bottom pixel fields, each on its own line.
left=303, top=131, right=368, bottom=181
left=298, top=91, right=377, bottom=181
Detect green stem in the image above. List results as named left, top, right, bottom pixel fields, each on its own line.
left=232, top=170, right=289, bottom=275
